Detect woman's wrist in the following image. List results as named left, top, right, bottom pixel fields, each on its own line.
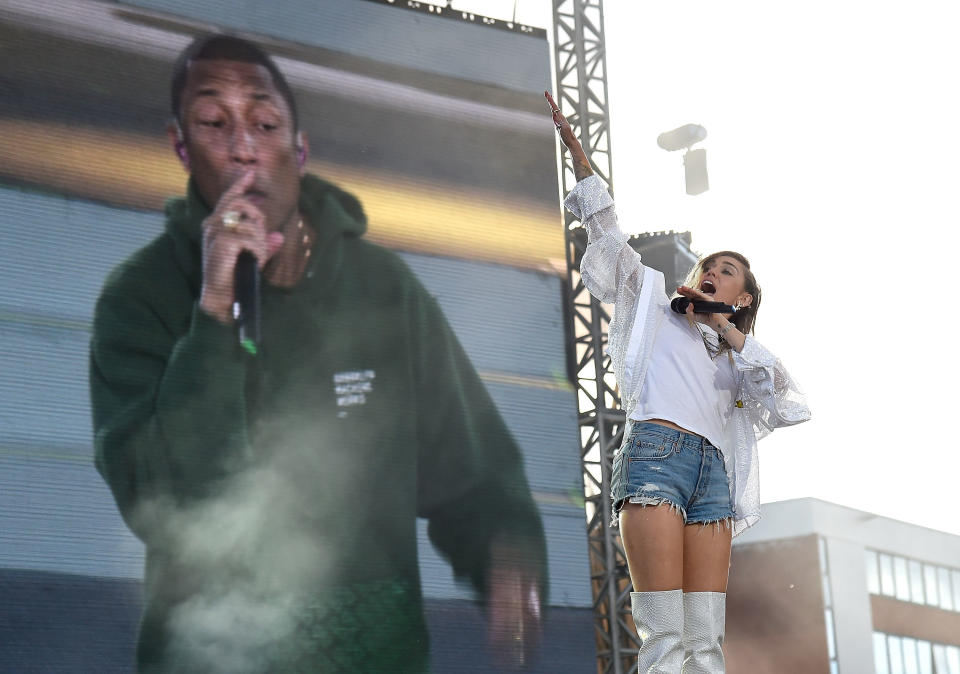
left=716, top=318, right=746, bottom=352
left=571, top=147, right=594, bottom=181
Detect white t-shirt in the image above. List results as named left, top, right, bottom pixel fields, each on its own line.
left=630, top=308, right=738, bottom=451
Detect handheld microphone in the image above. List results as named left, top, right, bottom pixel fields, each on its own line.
left=233, top=251, right=260, bottom=355
left=670, top=297, right=737, bottom=315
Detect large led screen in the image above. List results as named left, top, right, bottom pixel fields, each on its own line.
left=0, top=0, right=595, bottom=671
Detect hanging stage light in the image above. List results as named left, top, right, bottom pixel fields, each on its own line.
left=657, top=123, right=709, bottom=195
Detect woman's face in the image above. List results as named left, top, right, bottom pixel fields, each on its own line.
left=697, top=255, right=751, bottom=307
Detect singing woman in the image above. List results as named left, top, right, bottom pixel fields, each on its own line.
left=546, top=92, right=811, bottom=673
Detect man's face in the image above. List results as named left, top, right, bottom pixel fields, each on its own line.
left=176, top=59, right=302, bottom=231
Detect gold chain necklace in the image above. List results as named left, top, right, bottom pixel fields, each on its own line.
left=693, top=319, right=735, bottom=366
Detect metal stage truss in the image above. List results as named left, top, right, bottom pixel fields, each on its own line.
left=551, top=1, right=639, bottom=672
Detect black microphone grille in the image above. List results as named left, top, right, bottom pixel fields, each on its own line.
left=670, top=296, right=690, bottom=314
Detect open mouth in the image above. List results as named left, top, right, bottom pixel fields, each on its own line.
left=699, top=280, right=716, bottom=294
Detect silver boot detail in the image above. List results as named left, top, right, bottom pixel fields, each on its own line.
left=681, top=591, right=726, bottom=673
left=630, top=590, right=685, bottom=673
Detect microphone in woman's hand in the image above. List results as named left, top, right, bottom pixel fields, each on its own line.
left=670, top=297, right=737, bottom=315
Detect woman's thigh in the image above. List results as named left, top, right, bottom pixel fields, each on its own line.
left=682, top=522, right=732, bottom=592
left=619, top=506, right=732, bottom=592
left=619, top=503, right=685, bottom=591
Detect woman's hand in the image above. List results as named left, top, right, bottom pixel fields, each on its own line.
left=676, top=285, right=747, bottom=351
left=676, top=285, right=731, bottom=331
left=545, top=91, right=594, bottom=181
left=544, top=91, right=579, bottom=152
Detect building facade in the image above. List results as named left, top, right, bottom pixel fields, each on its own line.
left=726, top=498, right=960, bottom=674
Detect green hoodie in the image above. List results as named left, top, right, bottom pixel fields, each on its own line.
left=90, top=175, right=547, bottom=673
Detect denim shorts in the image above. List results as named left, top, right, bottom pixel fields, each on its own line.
left=611, top=421, right=734, bottom=525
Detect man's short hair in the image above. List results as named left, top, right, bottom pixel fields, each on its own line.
left=170, top=33, right=299, bottom=131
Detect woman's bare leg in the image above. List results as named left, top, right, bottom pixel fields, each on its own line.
left=682, top=521, right=732, bottom=673
left=682, top=522, right=732, bottom=592
left=619, top=503, right=687, bottom=671
left=619, top=503, right=686, bottom=590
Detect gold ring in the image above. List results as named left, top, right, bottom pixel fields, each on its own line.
left=222, top=210, right=241, bottom=229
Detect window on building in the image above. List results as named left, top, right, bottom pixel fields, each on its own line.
left=825, top=608, right=837, bottom=660
left=867, top=550, right=881, bottom=594
left=865, top=549, right=960, bottom=615
left=937, top=567, right=954, bottom=611
left=889, top=635, right=905, bottom=674
left=902, top=637, right=918, bottom=674
left=908, top=560, right=925, bottom=604
left=895, top=557, right=911, bottom=602
left=917, top=641, right=932, bottom=674
left=948, top=645, right=960, bottom=673
left=881, top=554, right=896, bottom=596
left=878, top=633, right=960, bottom=674
left=933, top=645, right=947, bottom=673
left=932, top=644, right=960, bottom=674
left=874, top=633, right=890, bottom=674
left=819, top=538, right=840, bottom=673
left=923, top=565, right=939, bottom=606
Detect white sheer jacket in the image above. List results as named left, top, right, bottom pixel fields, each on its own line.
left=564, top=175, right=811, bottom=537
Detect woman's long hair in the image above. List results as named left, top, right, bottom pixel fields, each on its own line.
left=682, top=250, right=762, bottom=346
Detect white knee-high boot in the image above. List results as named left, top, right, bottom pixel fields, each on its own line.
left=630, top=590, right=685, bottom=673
left=681, top=591, right=726, bottom=673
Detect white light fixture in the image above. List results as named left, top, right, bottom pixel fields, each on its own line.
left=657, top=123, right=708, bottom=195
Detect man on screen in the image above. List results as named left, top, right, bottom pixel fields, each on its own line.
left=90, top=34, right=545, bottom=673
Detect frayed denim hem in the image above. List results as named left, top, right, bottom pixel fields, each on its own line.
left=685, top=516, right=733, bottom=534
left=610, top=495, right=687, bottom=528
left=611, top=498, right=733, bottom=532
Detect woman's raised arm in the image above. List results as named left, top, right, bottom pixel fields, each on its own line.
left=546, top=92, right=643, bottom=304
left=545, top=91, right=594, bottom=182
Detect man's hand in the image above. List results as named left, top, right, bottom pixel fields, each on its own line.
left=199, top=171, right=285, bottom=323
left=487, top=548, right=542, bottom=670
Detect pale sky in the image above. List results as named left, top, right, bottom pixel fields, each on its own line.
left=462, top=0, right=960, bottom=537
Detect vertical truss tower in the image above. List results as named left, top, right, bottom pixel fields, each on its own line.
left=551, top=1, right=638, bottom=672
